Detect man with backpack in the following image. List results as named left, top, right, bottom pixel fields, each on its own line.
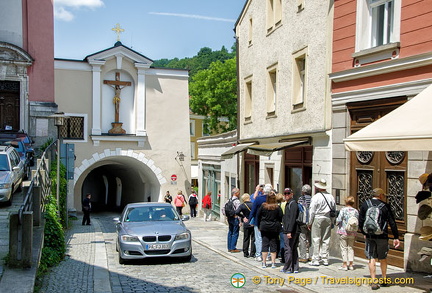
left=359, top=188, right=400, bottom=290
left=223, top=187, right=242, bottom=253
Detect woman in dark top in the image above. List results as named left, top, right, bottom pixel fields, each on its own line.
left=257, top=192, right=283, bottom=269
left=235, top=193, right=256, bottom=258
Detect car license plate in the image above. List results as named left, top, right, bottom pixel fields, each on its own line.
left=145, top=244, right=170, bottom=250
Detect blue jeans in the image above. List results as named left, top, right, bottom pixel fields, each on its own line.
left=227, top=217, right=240, bottom=250
left=254, top=225, right=262, bottom=257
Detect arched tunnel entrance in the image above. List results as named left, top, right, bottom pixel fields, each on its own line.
left=75, top=155, right=162, bottom=213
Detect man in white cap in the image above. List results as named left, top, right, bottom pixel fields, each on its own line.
left=308, top=179, right=336, bottom=266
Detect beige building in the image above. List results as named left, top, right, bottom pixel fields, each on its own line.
left=234, top=0, right=334, bottom=196
left=54, top=42, right=191, bottom=212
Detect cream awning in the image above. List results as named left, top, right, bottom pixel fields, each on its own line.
left=247, top=140, right=308, bottom=156
left=344, top=83, right=432, bottom=151
left=221, top=143, right=255, bottom=159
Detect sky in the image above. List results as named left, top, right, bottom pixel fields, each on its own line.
left=54, top=0, right=246, bottom=61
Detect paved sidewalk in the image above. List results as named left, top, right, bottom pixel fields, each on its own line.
left=186, top=217, right=431, bottom=293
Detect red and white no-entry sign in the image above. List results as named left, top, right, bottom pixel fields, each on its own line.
left=171, top=174, right=177, bottom=181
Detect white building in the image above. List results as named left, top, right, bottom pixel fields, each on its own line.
left=233, top=0, right=334, bottom=196
left=54, top=42, right=191, bottom=212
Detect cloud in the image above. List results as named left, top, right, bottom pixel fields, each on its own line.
left=54, top=0, right=104, bottom=21
left=149, top=12, right=235, bottom=23
left=54, top=0, right=104, bottom=8
left=54, top=6, right=74, bottom=21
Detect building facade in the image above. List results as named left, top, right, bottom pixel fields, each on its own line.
left=234, top=0, right=334, bottom=197
left=330, top=0, right=432, bottom=271
left=55, top=42, right=191, bottom=213
left=197, top=130, right=238, bottom=221
left=0, top=0, right=57, bottom=142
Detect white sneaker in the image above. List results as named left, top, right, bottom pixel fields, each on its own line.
left=309, top=261, right=320, bottom=266
left=255, top=256, right=263, bottom=262
left=322, top=260, right=329, bottom=266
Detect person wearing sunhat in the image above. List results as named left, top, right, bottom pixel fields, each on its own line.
left=308, top=178, right=336, bottom=266
left=359, top=188, right=400, bottom=290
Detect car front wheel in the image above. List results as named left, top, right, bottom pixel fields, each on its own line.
left=118, top=250, right=126, bottom=265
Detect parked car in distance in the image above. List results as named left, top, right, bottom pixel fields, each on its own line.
left=0, top=139, right=31, bottom=179
left=0, top=129, right=34, bottom=166
left=0, top=146, right=25, bottom=205
left=114, top=202, right=192, bottom=264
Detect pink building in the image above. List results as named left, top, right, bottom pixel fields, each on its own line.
left=0, top=0, right=55, bottom=142
left=330, top=0, right=432, bottom=271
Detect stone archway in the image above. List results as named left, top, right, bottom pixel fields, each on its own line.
left=73, top=148, right=168, bottom=211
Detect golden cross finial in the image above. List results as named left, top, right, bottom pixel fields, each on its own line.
left=111, top=23, right=124, bottom=42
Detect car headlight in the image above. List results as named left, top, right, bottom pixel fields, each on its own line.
left=120, top=235, right=140, bottom=242
left=175, top=232, right=190, bottom=240
left=0, top=183, right=11, bottom=189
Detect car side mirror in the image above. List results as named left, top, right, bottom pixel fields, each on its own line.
left=113, top=217, right=120, bottom=223
left=181, top=215, right=190, bottom=221
left=13, top=166, right=20, bottom=172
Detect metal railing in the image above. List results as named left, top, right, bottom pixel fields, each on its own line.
left=18, top=141, right=56, bottom=224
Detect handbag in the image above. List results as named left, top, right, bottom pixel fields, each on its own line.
left=321, top=192, right=336, bottom=218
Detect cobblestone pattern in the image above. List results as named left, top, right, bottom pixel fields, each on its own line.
left=39, top=223, right=96, bottom=293
left=98, top=214, right=286, bottom=293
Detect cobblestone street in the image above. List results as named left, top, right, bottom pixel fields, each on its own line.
left=39, top=213, right=295, bottom=293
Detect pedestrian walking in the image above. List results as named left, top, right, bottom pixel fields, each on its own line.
left=235, top=193, right=256, bottom=258
left=256, top=190, right=283, bottom=269
left=202, top=191, right=212, bottom=221
left=82, top=193, right=92, bottom=225
left=174, top=190, right=186, bottom=216
left=164, top=191, right=172, bottom=204
left=308, top=179, right=336, bottom=266
left=280, top=188, right=300, bottom=273
left=189, top=190, right=198, bottom=217
left=335, top=196, right=359, bottom=271
left=298, top=184, right=312, bottom=262
left=359, top=188, right=400, bottom=290
left=222, top=187, right=242, bottom=253
left=248, top=184, right=267, bottom=262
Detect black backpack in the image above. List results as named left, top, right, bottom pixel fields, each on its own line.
left=224, top=198, right=237, bottom=217
left=189, top=196, right=198, bottom=206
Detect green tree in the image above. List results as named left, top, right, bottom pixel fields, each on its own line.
left=189, top=58, right=237, bottom=133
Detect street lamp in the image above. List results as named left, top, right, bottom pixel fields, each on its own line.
left=48, top=112, right=69, bottom=208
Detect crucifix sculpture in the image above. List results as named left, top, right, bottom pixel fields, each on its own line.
left=103, top=72, right=131, bottom=134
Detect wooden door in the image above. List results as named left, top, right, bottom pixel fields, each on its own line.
left=348, top=97, right=407, bottom=267
left=0, top=81, right=20, bottom=130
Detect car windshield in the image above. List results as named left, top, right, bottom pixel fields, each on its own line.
left=125, top=206, right=179, bottom=222
left=0, top=154, right=10, bottom=171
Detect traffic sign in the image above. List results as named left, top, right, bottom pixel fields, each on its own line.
left=171, top=174, right=177, bottom=181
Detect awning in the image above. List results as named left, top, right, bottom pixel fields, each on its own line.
left=344, top=83, right=432, bottom=151
left=221, top=143, right=255, bottom=159
left=247, top=140, right=308, bottom=156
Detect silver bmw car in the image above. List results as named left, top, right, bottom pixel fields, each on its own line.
left=114, top=202, right=192, bottom=264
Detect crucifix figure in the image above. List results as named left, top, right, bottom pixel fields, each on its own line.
left=103, top=72, right=131, bottom=134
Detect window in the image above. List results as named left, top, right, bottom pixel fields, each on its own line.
left=190, top=120, right=196, bottom=136
left=292, top=48, right=307, bottom=109
left=355, top=0, right=401, bottom=51
left=60, top=116, right=85, bottom=140
left=244, top=78, right=252, bottom=122
left=266, top=65, right=277, bottom=115
left=266, top=0, right=282, bottom=33
left=371, top=0, right=394, bottom=47
left=248, top=18, right=253, bottom=46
